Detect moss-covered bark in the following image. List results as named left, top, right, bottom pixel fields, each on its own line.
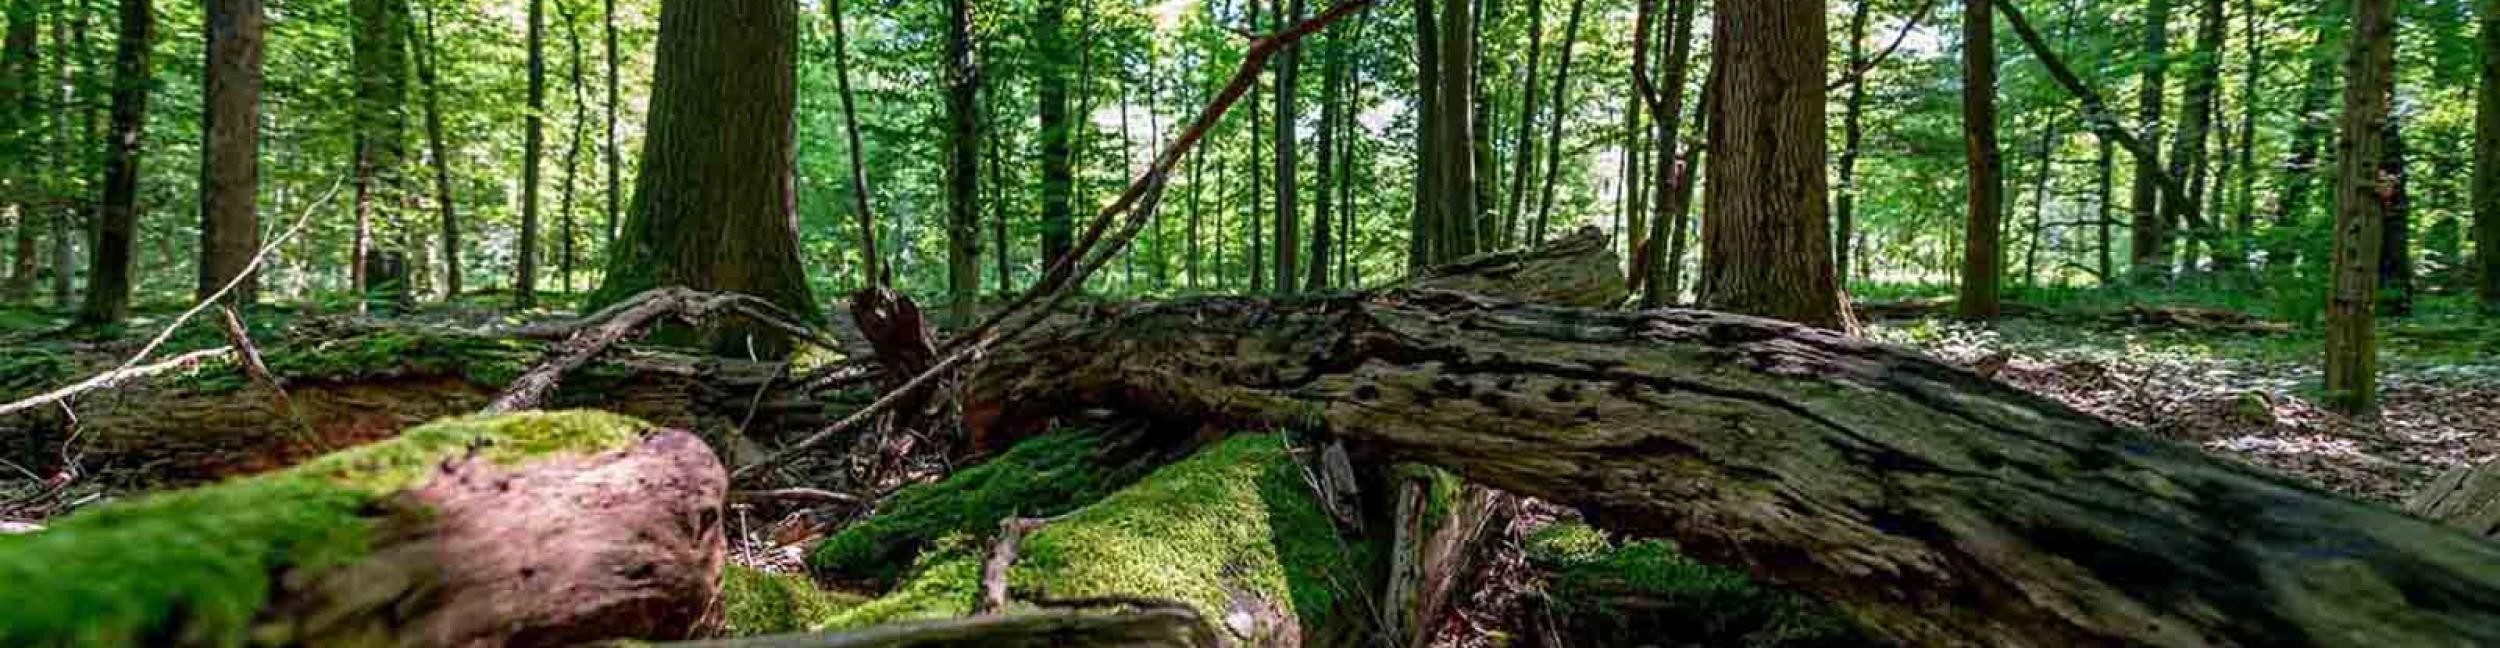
left=0, top=411, right=709, bottom=646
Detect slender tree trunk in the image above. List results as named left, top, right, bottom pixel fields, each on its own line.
left=1409, top=0, right=1441, bottom=270
left=413, top=2, right=459, bottom=298
left=988, top=95, right=1013, bottom=294
left=1835, top=0, right=1871, bottom=286
left=1529, top=0, right=1584, bottom=244
left=1959, top=0, right=2004, bottom=318
left=603, top=0, right=618, bottom=246
left=2326, top=0, right=2395, bottom=416
left=1307, top=30, right=1340, bottom=292
left=1637, top=0, right=1696, bottom=308
left=2024, top=117, right=2060, bottom=288
left=1186, top=129, right=1205, bottom=291
left=944, top=0, right=980, bottom=321
left=1437, top=0, right=1479, bottom=260
left=1500, top=0, right=1547, bottom=246
left=76, top=0, right=148, bottom=325
left=2272, top=17, right=2339, bottom=271
left=2478, top=0, right=2500, bottom=311
left=1662, top=65, right=1711, bottom=302
left=2226, top=0, right=2258, bottom=275
left=1, top=2, right=37, bottom=301
left=2162, top=0, right=2223, bottom=272
left=1618, top=56, right=1643, bottom=263
left=560, top=3, right=586, bottom=294
left=592, top=0, right=820, bottom=355
left=828, top=0, right=881, bottom=288
left=1699, top=0, right=1842, bottom=328
left=1271, top=0, right=1304, bottom=292
left=2096, top=137, right=2115, bottom=281
left=2128, top=0, right=2171, bottom=281
left=2378, top=115, right=2412, bottom=317
left=48, top=9, right=76, bottom=307
left=197, top=0, right=262, bottom=307
left=1037, top=0, right=1074, bottom=273
left=1246, top=2, right=1265, bottom=291
left=519, top=0, right=544, bottom=307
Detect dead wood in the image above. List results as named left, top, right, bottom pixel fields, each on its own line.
left=665, top=608, right=1221, bottom=648
left=490, top=287, right=837, bottom=413
left=2410, top=461, right=2500, bottom=540
left=966, top=287, right=2500, bottom=646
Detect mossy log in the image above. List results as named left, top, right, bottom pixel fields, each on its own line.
left=966, top=288, right=2500, bottom=646
left=672, top=608, right=1219, bottom=648
left=0, top=411, right=727, bottom=646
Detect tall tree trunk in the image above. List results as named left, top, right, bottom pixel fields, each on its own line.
left=1835, top=0, right=1871, bottom=286
left=2128, top=0, right=2171, bottom=281
left=198, top=0, right=261, bottom=307
left=2377, top=115, right=2412, bottom=317
left=518, top=0, right=544, bottom=307
left=1037, top=0, right=1074, bottom=273
left=2022, top=117, right=2060, bottom=288
left=76, top=0, right=148, bottom=326
left=1409, top=0, right=1441, bottom=270
left=1307, top=29, right=1340, bottom=292
left=413, top=2, right=459, bottom=298
left=988, top=94, right=1013, bottom=294
left=1436, top=0, right=1479, bottom=260
left=2478, top=0, right=2500, bottom=312
left=829, top=0, right=881, bottom=288
left=2096, top=136, right=2115, bottom=280
left=1637, top=0, right=1696, bottom=309
left=1959, top=0, right=2004, bottom=319
left=1273, top=0, right=1304, bottom=292
left=603, top=0, right=618, bottom=246
left=2224, top=0, right=2258, bottom=274
left=560, top=2, right=586, bottom=294
left=943, top=0, right=980, bottom=322
left=1246, top=1, right=1265, bottom=291
left=1662, top=64, right=1711, bottom=303
left=2325, top=0, right=2394, bottom=417
left=592, top=0, right=820, bottom=355
left=1500, top=0, right=1547, bottom=246
left=1529, top=0, right=1584, bottom=244
left=1186, top=127, right=1205, bottom=291
left=1, top=1, right=36, bottom=300
left=1698, top=0, right=1843, bottom=329
left=2272, top=15, right=2340, bottom=271
left=2162, top=0, right=2223, bottom=272
left=48, top=8, right=76, bottom=308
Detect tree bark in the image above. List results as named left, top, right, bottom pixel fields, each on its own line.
left=2376, top=115, right=2411, bottom=317
left=1, top=1, right=38, bottom=301
left=1272, top=0, right=1304, bottom=293
left=2325, top=0, right=2394, bottom=416
left=1499, top=0, right=1547, bottom=247
left=520, top=0, right=544, bottom=307
left=1636, top=0, right=1696, bottom=309
left=2161, top=0, right=2223, bottom=271
left=1307, top=30, right=1340, bottom=293
left=75, top=0, right=148, bottom=326
left=198, top=0, right=261, bottom=308
left=2128, top=0, right=2172, bottom=281
left=603, top=0, right=619, bottom=246
left=829, top=0, right=881, bottom=289
left=1698, top=0, right=1843, bottom=329
left=1836, top=0, right=1871, bottom=285
left=593, top=0, right=821, bottom=355
left=2481, top=0, right=2500, bottom=312
left=1409, top=0, right=1441, bottom=271
left=46, top=7, right=76, bottom=308
left=1435, top=0, right=1479, bottom=261
left=967, top=267, right=2500, bottom=647
left=1959, top=0, right=2003, bottom=319
left=412, top=2, right=460, bottom=298
left=558, top=2, right=587, bottom=294
left=1038, top=0, right=1075, bottom=273
left=944, top=0, right=980, bottom=322
left=1529, top=0, right=1584, bottom=245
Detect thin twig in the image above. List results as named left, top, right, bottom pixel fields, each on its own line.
left=1826, top=0, right=1942, bottom=91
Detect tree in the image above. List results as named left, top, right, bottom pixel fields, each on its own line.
left=1697, top=0, right=1844, bottom=329
left=1499, top=0, right=1547, bottom=246
left=352, top=0, right=413, bottom=309
left=1435, top=0, right=1479, bottom=260
left=2378, top=115, right=2412, bottom=317
left=2326, top=0, right=2396, bottom=416
left=1960, top=0, right=2004, bottom=319
left=1, top=0, right=40, bottom=300
left=1272, top=0, right=1304, bottom=293
left=412, top=1, right=460, bottom=298
left=603, top=0, right=619, bottom=245
left=2271, top=9, right=2341, bottom=271
left=2163, top=0, right=2223, bottom=270
left=593, top=0, right=820, bottom=353
left=46, top=7, right=79, bottom=308
left=2478, top=0, right=2500, bottom=312
left=1409, top=0, right=1442, bottom=270
left=519, top=0, right=544, bottom=307
left=198, top=0, right=262, bottom=307
left=559, top=0, right=587, bottom=293
left=1835, top=0, right=1872, bottom=285
left=943, top=0, right=980, bottom=322
left=1307, top=28, right=1341, bottom=293
left=828, top=0, right=880, bottom=288
left=1529, top=0, right=1586, bottom=245
left=2129, top=0, right=2171, bottom=280
left=76, top=0, right=150, bottom=326
left=1634, top=0, right=1697, bottom=309
left=1037, top=0, right=1074, bottom=273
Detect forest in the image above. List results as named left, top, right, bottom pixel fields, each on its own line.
left=1, top=0, right=2497, bottom=644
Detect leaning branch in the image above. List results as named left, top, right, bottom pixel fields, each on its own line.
left=1996, top=0, right=2217, bottom=242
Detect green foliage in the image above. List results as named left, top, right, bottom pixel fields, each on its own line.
left=0, top=411, right=651, bottom=647
left=1527, top=521, right=1859, bottom=648
left=809, top=431, right=1118, bottom=585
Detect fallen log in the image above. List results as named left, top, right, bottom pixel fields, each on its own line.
left=2410, top=461, right=2500, bottom=540
left=0, top=411, right=727, bottom=646
left=967, top=289, right=2500, bottom=646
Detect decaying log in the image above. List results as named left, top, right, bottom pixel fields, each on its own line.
left=967, top=289, right=2500, bottom=646
left=2410, top=461, right=2500, bottom=540
left=0, top=411, right=727, bottom=646
left=670, top=608, right=1220, bottom=648
left=1398, top=227, right=1628, bottom=309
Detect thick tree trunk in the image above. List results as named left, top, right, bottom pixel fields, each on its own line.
left=1, top=2, right=37, bottom=301
left=75, top=0, right=148, bottom=326
left=944, top=0, right=980, bottom=322
left=2129, top=0, right=2171, bottom=281
left=0, top=412, right=727, bottom=646
left=593, top=0, right=820, bottom=354
left=413, top=3, right=460, bottom=298
left=2326, top=0, right=2394, bottom=416
left=1272, top=0, right=1304, bottom=293
left=1435, top=0, right=1478, bottom=261
left=1038, top=0, right=1075, bottom=272
left=520, top=0, right=544, bottom=307
left=967, top=248, right=2500, bottom=646
left=2479, top=0, right=2500, bottom=312
left=1959, top=0, right=2003, bottom=319
left=829, top=0, right=881, bottom=288
left=198, top=0, right=262, bottom=307
left=1698, top=0, right=1843, bottom=328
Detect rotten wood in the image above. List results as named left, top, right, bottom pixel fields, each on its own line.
left=489, top=287, right=837, bottom=413
left=966, top=287, right=2500, bottom=646
left=2410, top=461, right=2500, bottom=540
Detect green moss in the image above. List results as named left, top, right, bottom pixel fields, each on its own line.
left=720, top=565, right=863, bottom=636
left=180, top=328, right=543, bottom=394
left=0, top=346, right=75, bottom=403
left=818, top=434, right=1373, bottom=640
left=1531, top=522, right=1860, bottom=647
left=0, top=411, right=652, bottom=647
left=809, top=432, right=1118, bottom=585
